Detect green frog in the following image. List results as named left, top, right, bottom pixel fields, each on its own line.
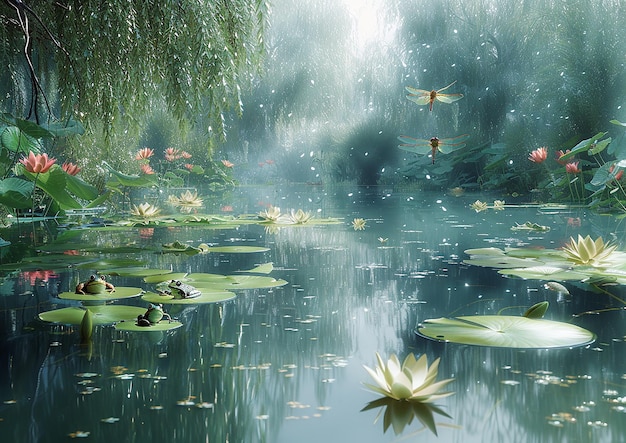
left=162, top=280, right=201, bottom=299
left=75, top=274, right=115, bottom=294
left=136, top=303, right=172, bottom=327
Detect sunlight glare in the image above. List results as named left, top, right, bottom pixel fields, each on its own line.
left=343, top=0, right=386, bottom=49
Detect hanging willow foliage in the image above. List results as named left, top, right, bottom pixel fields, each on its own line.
left=0, top=0, right=268, bottom=141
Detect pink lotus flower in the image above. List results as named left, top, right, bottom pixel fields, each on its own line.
left=221, top=159, right=234, bottom=168
left=135, top=147, right=154, bottom=160
left=141, top=164, right=155, bottom=174
left=62, top=162, right=81, bottom=176
left=181, top=151, right=192, bottom=159
left=565, top=161, right=581, bottom=174
left=528, top=147, right=548, bottom=163
left=20, top=152, right=56, bottom=174
left=165, top=147, right=181, bottom=162
left=184, top=163, right=194, bottom=171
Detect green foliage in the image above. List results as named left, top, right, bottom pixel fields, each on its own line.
left=1, top=0, right=268, bottom=145
left=0, top=115, right=104, bottom=213
left=0, top=178, right=33, bottom=209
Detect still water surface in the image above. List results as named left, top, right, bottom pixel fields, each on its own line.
left=1, top=185, right=625, bottom=443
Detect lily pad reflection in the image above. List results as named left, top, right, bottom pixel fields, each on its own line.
left=417, top=316, right=595, bottom=348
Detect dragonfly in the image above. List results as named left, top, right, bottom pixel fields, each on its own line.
left=405, top=81, right=464, bottom=111
left=397, top=134, right=470, bottom=164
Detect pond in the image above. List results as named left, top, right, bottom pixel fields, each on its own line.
left=1, top=185, right=625, bottom=442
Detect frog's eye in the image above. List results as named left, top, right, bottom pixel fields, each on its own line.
left=89, top=275, right=98, bottom=281
left=175, top=281, right=182, bottom=286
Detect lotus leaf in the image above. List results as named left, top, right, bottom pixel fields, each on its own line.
left=39, top=305, right=146, bottom=325
left=417, top=315, right=595, bottom=348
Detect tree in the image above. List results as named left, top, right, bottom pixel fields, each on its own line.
left=0, top=0, right=268, bottom=144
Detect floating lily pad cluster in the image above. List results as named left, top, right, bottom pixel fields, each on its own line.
left=37, top=261, right=287, bottom=333
left=464, top=235, right=626, bottom=284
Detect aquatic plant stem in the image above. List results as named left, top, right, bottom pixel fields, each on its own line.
left=591, top=284, right=626, bottom=305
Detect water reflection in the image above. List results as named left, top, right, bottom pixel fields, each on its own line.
left=0, top=188, right=625, bottom=442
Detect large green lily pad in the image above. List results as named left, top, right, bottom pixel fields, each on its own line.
left=499, top=266, right=590, bottom=281
left=39, top=305, right=146, bottom=325
left=114, top=320, right=183, bottom=332
left=141, top=290, right=236, bottom=304
left=417, top=315, right=595, bottom=348
left=186, top=273, right=288, bottom=289
left=103, top=268, right=173, bottom=277
left=202, top=245, right=270, bottom=253
left=58, top=286, right=143, bottom=301
left=143, top=272, right=188, bottom=284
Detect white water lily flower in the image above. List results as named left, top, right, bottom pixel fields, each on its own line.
left=289, top=208, right=313, bottom=224
left=363, top=353, right=454, bottom=402
left=131, top=202, right=161, bottom=218
left=259, top=205, right=282, bottom=222
left=562, top=235, right=617, bottom=266
left=470, top=200, right=488, bottom=212
left=168, top=190, right=204, bottom=213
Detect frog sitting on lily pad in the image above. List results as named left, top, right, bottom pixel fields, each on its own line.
left=136, top=303, right=172, bottom=327
left=75, top=274, right=115, bottom=294
left=157, top=280, right=202, bottom=299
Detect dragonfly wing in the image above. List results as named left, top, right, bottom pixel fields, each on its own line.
left=397, top=135, right=432, bottom=154
left=437, top=134, right=470, bottom=153
left=435, top=81, right=457, bottom=93
left=406, top=95, right=431, bottom=106
left=405, top=86, right=430, bottom=95
left=436, top=93, right=464, bottom=104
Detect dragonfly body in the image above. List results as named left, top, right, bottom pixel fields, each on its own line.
left=406, top=81, right=464, bottom=111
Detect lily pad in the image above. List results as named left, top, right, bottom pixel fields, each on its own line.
left=103, top=268, right=173, bottom=277
left=141, top=290, right=236, bottom=304
left=39, top=305, right=146, bottom=325
left=237, top=262, right=274, bottom=274
left=114, top=320, right=183, bottom=332
left=417, top=315, right=595, bottom=348
left=186, top=273, right=288, bottom=290
left=499, top=267, right=590, bottom=281
left=143, top=272, right=188, bottom=284
left=58, top=287, right=143, bottom=301
left=202, top=246, right=270, bottom=254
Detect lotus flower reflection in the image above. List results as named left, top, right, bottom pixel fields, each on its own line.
left=363, top=353, right=454, bottom=402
